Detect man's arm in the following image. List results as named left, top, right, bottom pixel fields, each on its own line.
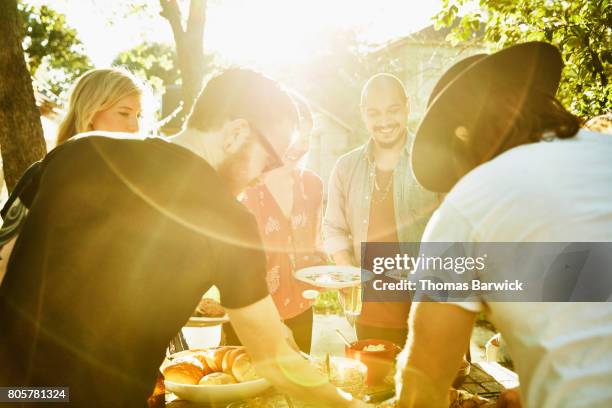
left=395, top=302, right=476, bottom=408
left=226, top=296, right=368, bottom=408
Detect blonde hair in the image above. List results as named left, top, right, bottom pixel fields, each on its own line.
left=56, top=68, right=148, bottom=145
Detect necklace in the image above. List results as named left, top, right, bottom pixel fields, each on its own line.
left=373, top=170, right=394, bottom=204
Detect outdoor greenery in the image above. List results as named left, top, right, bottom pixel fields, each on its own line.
left=313, top=290, right=343, bottom=315
left=112, top=42, right=181, bottom=94
left=434, top=0, right=612, bottom=117
left=18, top=2, right=92, bottom=99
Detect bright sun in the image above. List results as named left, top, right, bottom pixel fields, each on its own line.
left=36, top=0, right=441, bottom=68
left=201, top=0, right=441, bottom=69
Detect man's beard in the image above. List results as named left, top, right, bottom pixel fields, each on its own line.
left=217, top=140, right=257, bottom=196
left=372, top=126, right=407, bottom=150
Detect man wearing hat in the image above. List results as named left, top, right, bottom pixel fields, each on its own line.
left=0, top=69, right=367, bottom=408
left=395, top=42, right=612, bottom=407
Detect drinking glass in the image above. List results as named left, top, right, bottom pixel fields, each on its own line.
left=339, top=285, right=362, bottom=326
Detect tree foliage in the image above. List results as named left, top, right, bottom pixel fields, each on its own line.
left=19, top=2, right=92, bottom=98
left=434, top=0, right=612, bottom=117
left=112, top=42, right=181, bottom=94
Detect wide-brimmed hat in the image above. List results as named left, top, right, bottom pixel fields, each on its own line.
left=412, top=42, right=563, bottom=193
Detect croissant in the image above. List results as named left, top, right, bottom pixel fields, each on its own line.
left=231, top=353, right=260, bottom=382
left=162, top=356, right=204, bottom=385
left=163, top=347, right=261, bottom=385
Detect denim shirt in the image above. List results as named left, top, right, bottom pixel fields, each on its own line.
left=323, top=135, right=442, bottom=262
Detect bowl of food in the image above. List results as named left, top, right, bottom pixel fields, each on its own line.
left=180, top=298, right=228, bottom=349
left=188, top=298, right=229, bottom=326
left=161, top=347, right=270, bottom=404
left=345, top=339, right=401, bottom=385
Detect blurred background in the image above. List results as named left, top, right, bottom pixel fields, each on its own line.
left=3, top=0, right=610, bottom=197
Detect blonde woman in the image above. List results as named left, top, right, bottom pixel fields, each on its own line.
left=56, top=67, right=149, bottom=145
left=1, top=68, right=149, bottom=283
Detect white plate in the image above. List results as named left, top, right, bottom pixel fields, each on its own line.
left=384, top=268, right=411, bottom=281
left=187, top=315, right=229, bottom=327
left=294, top=265, right=370, bottom=289
left=165, top=378, right=271, bottom=404
left=162, top=349, right=271, bottom=404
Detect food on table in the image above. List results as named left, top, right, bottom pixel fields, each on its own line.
left=190, top=350, right=215, bottom=374
left=363, top=344, right=386, bottom=352
left=213, top=347, right=233, bottom=371
left=223, top=348, right=247, bottom=373
left=194, top=298, right=226, bottom=317
left=163, top=347, right=262, bottom=385
left=448, top=389, right=494, bottom=408
left=232, top=353, right=260, bottom=382
left=305, top=271, right=360, bottom=285
left=346, top=339, right=401, bottom=385
left=199, top=372, right=237, bottom=385
left=163, top=356, right=205, bottom=385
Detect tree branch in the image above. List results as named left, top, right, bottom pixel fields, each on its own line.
left=159, top=0, right=184, bottom=42
left=159, top=0, right=208, bottom=119
left=186, top=0, right=206, bottom=41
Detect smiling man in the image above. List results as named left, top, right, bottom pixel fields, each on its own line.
left=323, top=74, right=440, bottom=345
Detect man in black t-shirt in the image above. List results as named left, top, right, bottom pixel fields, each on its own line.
left=0, top=69, right=366, bottom=408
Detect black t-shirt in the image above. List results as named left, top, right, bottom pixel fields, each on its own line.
left=0, top=136, right=268, bottom=407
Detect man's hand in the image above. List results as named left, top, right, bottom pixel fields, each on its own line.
left=226, top=296, right=358, bottom=407
left=497, top=388, right=522, bottom=408
left=395, top=302, right=476, bottom=408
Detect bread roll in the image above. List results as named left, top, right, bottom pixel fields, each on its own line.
left=222, top=348, right=246, bottom=374
left=196, top=349, right=220, bottom=372
left=195, top=298, right=225, bottom=317
left=163, top=357, right=204, bottom=385
left=214, top=347, right=233, bottom=371
left=231, top=353, right=260, bottom=382
left=198, top=372, right=237, bottom=385
left=191, top=351, right=214, bottom=375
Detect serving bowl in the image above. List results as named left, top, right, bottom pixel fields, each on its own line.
left=164, top=377, right=271, bottom=404
left=345, top=339, right=401, bottom=385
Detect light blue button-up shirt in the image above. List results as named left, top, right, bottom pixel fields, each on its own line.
left=323, top=135, right=441, bottom=262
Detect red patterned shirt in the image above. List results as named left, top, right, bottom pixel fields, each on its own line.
left=241, top=169, right=326, bottom=319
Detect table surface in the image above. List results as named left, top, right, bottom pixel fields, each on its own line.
left=163, top=361, right=517, bottom=407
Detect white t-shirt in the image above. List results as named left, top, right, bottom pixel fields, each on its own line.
left=422, top=130, right=612, bottom=408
